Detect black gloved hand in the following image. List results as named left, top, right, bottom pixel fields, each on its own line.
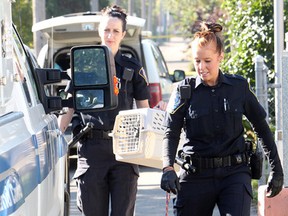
left=160, top=169, right=180, bottom=194
left=266, top=172, right=284, bottom=198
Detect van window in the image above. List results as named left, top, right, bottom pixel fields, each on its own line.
left=54, top=49, right=71, bottom=71
left=150, top=44, right=169, bottom=78
left=12, top=28, right=40, bottom=106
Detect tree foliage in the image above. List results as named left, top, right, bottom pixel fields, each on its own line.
left=46, top=0, right=90, bottom=18
left=222, top=0, right=288, bottom=82
left=164, top=0, right=223, bottom=37
left=165, top=0, right=288, bottom=84
left=12, top=0, right=288, bottom=77
left=12, top=0, right=33, bottom=47
left=220, top=0, right=275, bottom=83
left=12, top=0, right=141, bottom=46
left=163, top=0, right=223, bottom=71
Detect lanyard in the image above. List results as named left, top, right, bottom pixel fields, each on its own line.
left=165, top=192, right=171, bottom=216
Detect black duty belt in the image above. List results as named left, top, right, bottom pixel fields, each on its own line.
left=190, top=152, right=248, bottom=169
left=87, top=129, right=112, bottom=140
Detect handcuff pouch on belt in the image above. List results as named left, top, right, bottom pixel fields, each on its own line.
left=85, top=129, right=112, bottom=140
left=74, top=126, right=112, bottom=141
left=246, top=140, right=263, bottom=180
left=175, top=150, right=198, bottom=174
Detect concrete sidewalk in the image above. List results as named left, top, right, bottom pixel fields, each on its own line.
left=158, top=37, right=191, bottom=73
left=136, top=166, right=258, bottom=216
left=69, top=165, right=258, bottom=215
left=68, top=165, right=173, bottom=216
left=135, top=166, right=174, bottom=216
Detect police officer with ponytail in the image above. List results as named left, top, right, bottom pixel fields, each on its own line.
left=160, top=22, right=283, bottom=216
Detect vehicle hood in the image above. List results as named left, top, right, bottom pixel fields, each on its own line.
left=32, top=12, right=145, bottom=46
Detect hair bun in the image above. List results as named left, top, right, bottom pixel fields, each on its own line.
left=205, top=22, right=222, bottom=33
left=193, top=21, right=224, bottom=55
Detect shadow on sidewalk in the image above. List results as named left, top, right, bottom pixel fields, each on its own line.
left=136, top=166, right=257, bottom=216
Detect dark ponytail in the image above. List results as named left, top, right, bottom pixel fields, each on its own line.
left=101, top=5, right=127, bottom=32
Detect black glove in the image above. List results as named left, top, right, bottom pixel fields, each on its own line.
left=266, top=172, right=283, bottom=198
left=160, top=169, right=180, bottom=194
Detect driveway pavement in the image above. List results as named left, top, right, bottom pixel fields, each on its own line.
left=69, top=165, right=257, bottom=215
left=136, top=166, right=258, bottom=216
left=159, top=37, right=191, bottom=73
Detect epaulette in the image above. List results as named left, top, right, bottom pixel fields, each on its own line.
left=224, top=73, right=246, bottom=81
left=185, top=77, right=196, bottom=86
left=122, top=53, right=133, bottom=58
left=121, top=54, right=142, bottom=67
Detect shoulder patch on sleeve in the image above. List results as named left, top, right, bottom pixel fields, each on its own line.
left=166, top=87, right=185, bottom=114
left=139, top=67, right=149, bottom=85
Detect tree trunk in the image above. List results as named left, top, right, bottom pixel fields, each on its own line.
left=128, top=0, right=134, bottom=16
left=32, top=0, right=46, bottom=57
left=90, top=0, right=99, bottom=12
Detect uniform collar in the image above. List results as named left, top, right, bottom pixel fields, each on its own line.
left=219, top=71, right=233, bottom=85
left=114, top=50, right=123, bottom=66
left=195, top=70, right=232, bottom=88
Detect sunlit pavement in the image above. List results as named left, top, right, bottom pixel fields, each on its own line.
left=69, top=165, right=257, bottom=215
left=68, top=165, right=175, bottom=216
left=68, top=164, right=171, bottom=215
left=135, top=166, right=174, bottom=216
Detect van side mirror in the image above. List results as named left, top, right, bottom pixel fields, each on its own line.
left=71, top=45, right=118, bottom=112
left=170, top=69, right=185, bottom=83
left=35, top=45, right=118, bottom=113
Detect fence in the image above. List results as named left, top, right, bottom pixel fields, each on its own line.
left=282, top=33, right=288, bottom=187
left=255, top=32, right=288, bottom=187
left=254, top=55, right=281, bottom=185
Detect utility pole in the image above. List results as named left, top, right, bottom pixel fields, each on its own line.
left=141, top=0, right=146, bottom=30
left=128, top=0, right=134, bottom=16
left=32, top=0, right=45, bottom=56
left=114, top=0, right=120, bottom=6
left=147, top=0, right=152, bottom=32
left=254, top=55, right=269, bottom=186
left=258, top=2, right=288, bottom=214
left=90, top=0, right=99, bottom=12
left=273, top=0, right=284, bottom=179
left=282, top=33, right=288, bottom=187
left=141, top=0, right=146, bottom=19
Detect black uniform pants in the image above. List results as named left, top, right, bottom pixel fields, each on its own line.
left=75, top=138, right=139, bottom=216
left=174, top=164, right=252, bottom=216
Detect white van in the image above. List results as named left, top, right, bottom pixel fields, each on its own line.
left=1, top=1, right=120, bottom=215
left=32, top=12, right=185, bottom=108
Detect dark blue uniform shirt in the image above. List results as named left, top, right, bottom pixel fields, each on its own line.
left=163, top=71, right=280, bottom=170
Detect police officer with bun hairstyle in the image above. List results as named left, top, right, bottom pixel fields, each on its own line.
left=59, top=5, right=152, bottom=216
left=160, top=21, right=284, bottom=216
